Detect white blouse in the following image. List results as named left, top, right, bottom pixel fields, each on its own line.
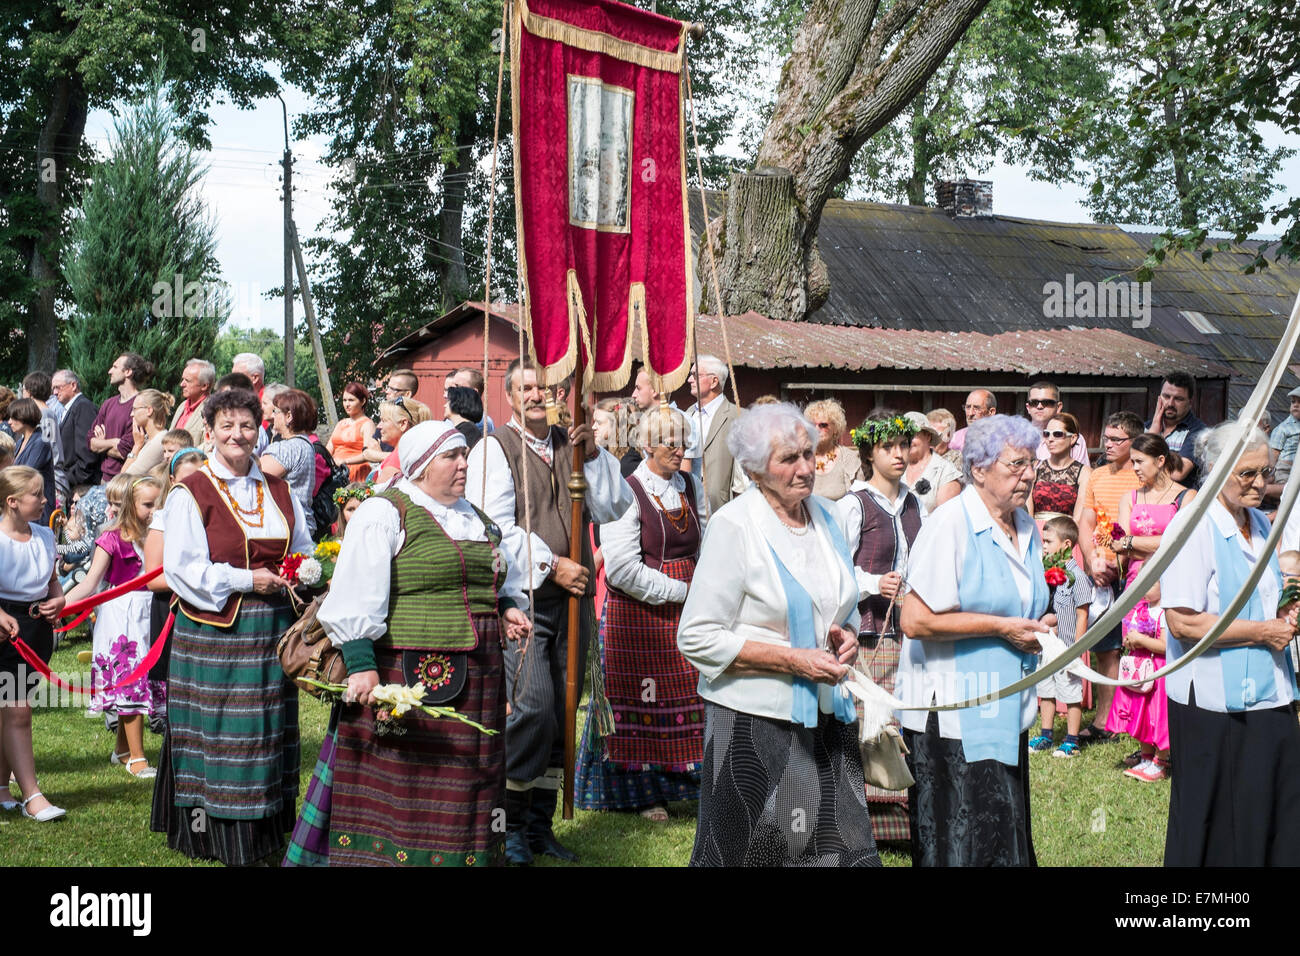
left=162, top=457, right=314, bottom=612
left=316, top=479, right=531, bottom=649
left=1160, top=500, right=1295, bottom=712
left=599, top=462, right=706, bottom=606
left=835, top=478, right=925, bottom=602
left=895, top=485, right=1041, bottom=738
left=0, top=524, right=56, bottom=602
left=466, top=425, right=635, bottom=589
left=912, top=452, right=963, bottom=514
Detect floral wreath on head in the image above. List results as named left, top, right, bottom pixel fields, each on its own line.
left=333, top=479, right=375, bottom=509
left=850, top=415, right=918, bottom=449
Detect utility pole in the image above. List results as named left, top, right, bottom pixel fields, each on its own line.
left=290, top=221, right=337, bottom=430
left=278, top=93, right=295, bottom=387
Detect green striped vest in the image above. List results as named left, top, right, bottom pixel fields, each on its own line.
left=380, top=489, right=502, bottom=651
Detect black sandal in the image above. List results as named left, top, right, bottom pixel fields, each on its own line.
left=1077, top=726, right=1114, bottom=746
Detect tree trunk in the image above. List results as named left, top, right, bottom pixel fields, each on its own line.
left=705, top=0, right=990, bottom=322
left=436, top=128, right=473, bottom=311
left=906, top=90, right=930, bottom=205
left=28, top=74, right=87, bottom=372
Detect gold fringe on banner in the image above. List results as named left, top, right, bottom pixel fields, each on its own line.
left=517, top=0, right=684, bottom=73
left=567, top=269, right=595, bottom=392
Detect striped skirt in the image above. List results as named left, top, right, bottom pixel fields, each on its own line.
left=858, top=634, right=911, bottom=843
left=152, top=596, right=299, bottom=866
left=326, top=614, right=506, bottom=866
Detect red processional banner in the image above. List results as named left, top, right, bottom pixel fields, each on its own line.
left=510, top=0, right=694, bottom=393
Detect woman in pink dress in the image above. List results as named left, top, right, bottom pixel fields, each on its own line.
left=1113, top=433, right=1195, bottom=591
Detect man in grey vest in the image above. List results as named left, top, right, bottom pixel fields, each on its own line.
left=467, top=358, right=633, bottom=865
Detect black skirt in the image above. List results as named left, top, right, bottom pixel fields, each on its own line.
left=1165, top=686, right=1300, bottom=866
left=147, top=592, right=172, bottom=683
left=903, top=710, right=1036, bottom=867
left=0, top=598, right=53, bottom=688
left=690, top=702, right=880, bottom=867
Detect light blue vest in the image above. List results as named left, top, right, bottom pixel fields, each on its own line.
left=768, top=501, right=859, bottom=729
left=1211, top=509, right=1296, bottom=710
left=953, top=505, right=1050, bottom=765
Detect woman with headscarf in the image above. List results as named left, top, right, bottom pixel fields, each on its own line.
left=285, top=420, right=533, bottom=866
left=678, top=402, right=877, bottom=866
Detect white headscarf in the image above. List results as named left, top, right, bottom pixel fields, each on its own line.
left=396, top=420, right=467, bottom=482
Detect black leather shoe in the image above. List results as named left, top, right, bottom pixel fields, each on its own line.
left=528, top=829, right=579, bottom=863
left=504, top=830, right=534, bottom=866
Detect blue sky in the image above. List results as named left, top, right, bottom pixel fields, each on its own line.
left=83, top=78, right=1300, bottom=333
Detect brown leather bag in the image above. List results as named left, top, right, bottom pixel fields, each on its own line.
left=277, top=591, right=347, bottom=696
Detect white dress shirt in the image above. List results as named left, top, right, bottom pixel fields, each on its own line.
left=835, top=478, right=925, bottom=601
left=316, top=478, right=531, bottom=650
left=1160, top=500, right=1295, bottom=712
left=162, top=457, right=314, bottom=612
left=600, top=462, right=706, bottom=606
left=895, top=484, right=1040, bottom=737
left=684, top=393, right=725, bottom=460
left=465, top=419, right=635, bottom=589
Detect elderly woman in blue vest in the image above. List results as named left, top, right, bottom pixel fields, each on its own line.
left=1159, top=423, right=1300, bottom=866
left=836, top=412, right=925, bottom=846
left=677, top=402, right=878, bottom=867
left=898, top=414, right=1051, bottom=867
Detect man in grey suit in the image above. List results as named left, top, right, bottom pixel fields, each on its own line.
left=683, top=353, right=738, bottom=516
left=52, top=370, right=99, bottom=489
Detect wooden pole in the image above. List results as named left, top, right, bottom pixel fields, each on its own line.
left=289, top=222, right=337, bottom=430
left=563, top=355, right=587, bottom=820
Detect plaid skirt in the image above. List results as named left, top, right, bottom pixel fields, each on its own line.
left=602, top=557, right=705, bottom=771
left=858, top=634, right=910, bottom=843
left=151, top=596, right=299, bottom=865
left=283, top=706, right=341, bottom=867
left=327, top=614, right=506, bottom=866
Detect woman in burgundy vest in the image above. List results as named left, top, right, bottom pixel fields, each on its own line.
left=837, top=414, right=924, bottom=845
left=575, top=406, right=706, bottom=822
left=149, top=388, right=315, bottom=866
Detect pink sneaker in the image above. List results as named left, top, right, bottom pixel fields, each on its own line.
left=1124, top=759, right=1167, bottom=782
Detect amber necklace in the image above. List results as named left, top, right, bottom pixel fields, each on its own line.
left=652, top=493, right=691, bottom=534
left=210, top=467, right=265, bottom=528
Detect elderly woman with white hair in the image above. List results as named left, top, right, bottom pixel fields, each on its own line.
left=285, top=420, right=534, bottom=867
left=576, top=406, right=706, bottom=820
left=898, top=414, right=1052, bottom=866
left=1160, top=422, right=1300, bottom=866
left=677, top=402, right=877, bottom=867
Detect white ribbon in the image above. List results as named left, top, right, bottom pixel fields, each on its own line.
left=837, top=286, right=1300, bottom=716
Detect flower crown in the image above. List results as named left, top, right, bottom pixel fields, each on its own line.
left=333, top=480, right=375, bottom=508
left=850, top=415, right=918, bottom=448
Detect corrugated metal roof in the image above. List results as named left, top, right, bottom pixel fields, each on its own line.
left=692, top=312, right=1226, bottom=378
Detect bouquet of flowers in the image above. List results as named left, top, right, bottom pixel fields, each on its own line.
left=1042, top=544, right=1075, bottom=590
left=1093, top=506, right=1125, bottom=553
left=279, top=540, right=341, bottom=589
left=301, top=678, right=498, bottom=737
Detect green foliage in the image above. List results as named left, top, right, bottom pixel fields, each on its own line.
left=212, top=324, right=320, bottom=407
left=62, top=68, right=226, bottom=404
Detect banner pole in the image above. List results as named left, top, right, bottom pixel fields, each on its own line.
left=563, top=347, right=587, bottom=821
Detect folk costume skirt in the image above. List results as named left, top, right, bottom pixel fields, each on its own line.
left=326, top=613, right=506, bottom=866
left=903, top=710, right=1036, bottom=867
left=0, top=598, right=52, bottom=688
left=689, top=702, right=880, bottom=867
left=150, top=595, right=299, bottom=866
left=1164, top=687, right=1300, bottom=866
left=859, top=633, right=910, bottom=843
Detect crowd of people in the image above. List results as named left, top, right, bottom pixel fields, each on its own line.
left=0, top=348, right=1296, bottom=867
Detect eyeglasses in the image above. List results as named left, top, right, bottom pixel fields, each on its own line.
left=997, top=457, right=1034, bottom=473
left=1027, top=398, right=1060, bottom=408
left=1042, top=430, right=1072, bottom=439
left=1234, top=467, right=1274, bottom=483
left=964, top=403, right=989, bottom=412
left=1103, top=435, right=1132, bottom=445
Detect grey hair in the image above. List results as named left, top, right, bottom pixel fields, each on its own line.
left=231, top=352, right=266, bottom=378
left=52, top=368, right=79, bottom=388
left=636, top=405, right=689, bottom=452
left=727, top=402, right=816, bottom=478
left=696, top=353, right=728, bottom=389
left=1200, top=421, right=1269, bottom=473
left=961, top=414, right=1042, bottom=481
left=262, top=382, right=289, bottom=403
left=186, top=358, right=217, bottom=387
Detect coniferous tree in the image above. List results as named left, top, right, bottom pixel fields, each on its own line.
left=62, top=67, right=228, bottom=402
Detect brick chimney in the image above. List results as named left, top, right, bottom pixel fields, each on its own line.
left=936, top=178, right=993, bottom=218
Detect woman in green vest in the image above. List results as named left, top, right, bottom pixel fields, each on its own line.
left=291, top=420, right=533, bottom=866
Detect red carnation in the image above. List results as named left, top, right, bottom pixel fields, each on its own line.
left=1044, top=567, right=1067, bottom=587
left=1109, top=523, right=1125, bottom=542
left=279, top=552, right=306, bottom=584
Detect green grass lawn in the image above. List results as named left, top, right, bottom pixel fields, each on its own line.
left=1, top=632, right=1169, bottom=866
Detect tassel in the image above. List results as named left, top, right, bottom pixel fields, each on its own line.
left=544, top=387, right=560, bottom=426
left=584, top=618, right=616, bottom=754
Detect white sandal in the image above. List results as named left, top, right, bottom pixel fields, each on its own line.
left=20, top=792, right=66, bottom=822
left=125, top=757, right=157, bottom=780
left=110, top=750, right=130, bottom=765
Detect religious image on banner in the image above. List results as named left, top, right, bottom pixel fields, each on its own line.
left=511, top=0, right=694, bottom=394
